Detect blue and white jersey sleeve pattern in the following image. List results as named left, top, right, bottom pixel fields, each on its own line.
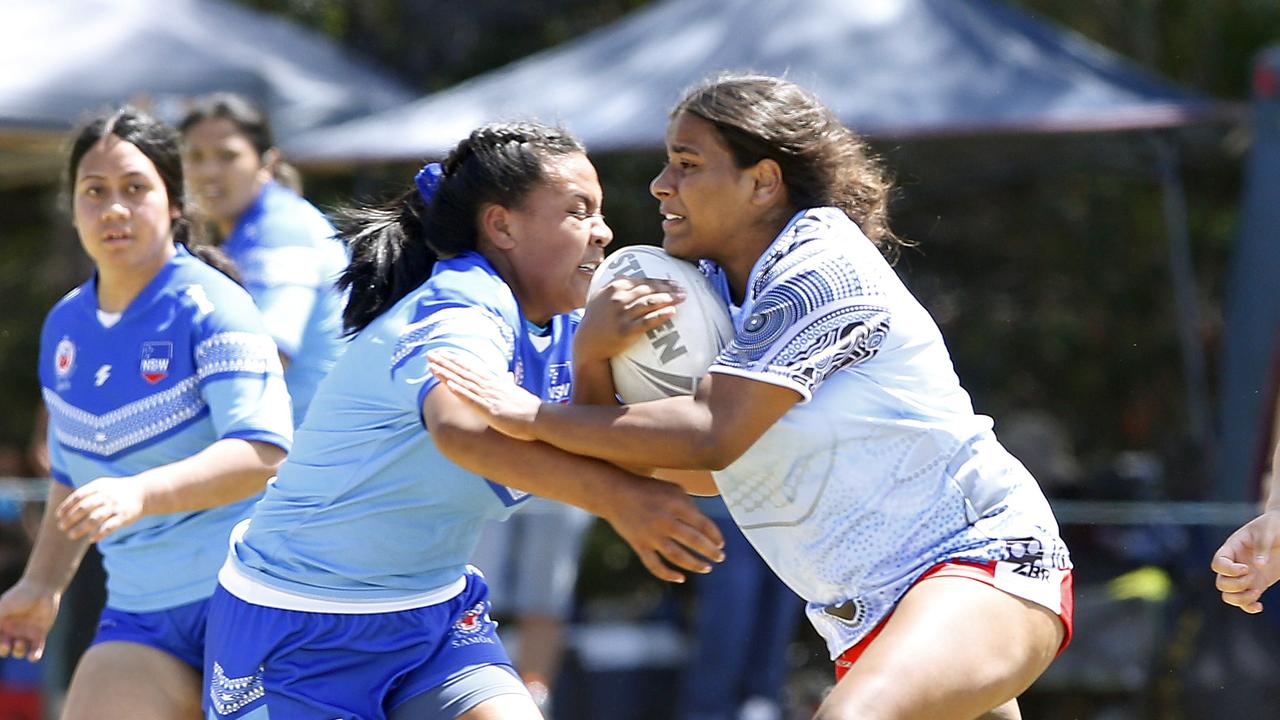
left=712, top=218, right=892, bottom=401
left=37, top=246, right=292, bottom=612
left=390, top=302, right=515, bottom=414
left=189, top=283, right=293, bottom=450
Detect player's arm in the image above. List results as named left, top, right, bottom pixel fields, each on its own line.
left=1212, top=389, right=1280, bottom=612
left=424, top=385, right=724, bottom=582
left=568, top=277, right=720, bottom=492
left=433, top=272, right=892, bottom=471
left=433, top=355, right=798, bottom=471
left=0, top=482, right=90, bottom=660
left=55, top=438, right=286, bottom=543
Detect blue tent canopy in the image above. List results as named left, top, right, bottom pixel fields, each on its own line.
left=288, top=0, right=1233, bottom=162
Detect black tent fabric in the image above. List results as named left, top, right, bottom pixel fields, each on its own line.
left=288, top=0, right=1232, bottom=162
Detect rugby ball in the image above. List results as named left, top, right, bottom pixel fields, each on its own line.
left=587, top=246, right=735, bottom=403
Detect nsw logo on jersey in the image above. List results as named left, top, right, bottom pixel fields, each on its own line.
left=139, top=341, right=173, bottom=384
left=54, top=337, right=76, bottom=379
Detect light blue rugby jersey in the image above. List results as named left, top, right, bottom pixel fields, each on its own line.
left=224, top=180, right=348, bottom=426
left=39, top=245, right=293, bottom=613
left=231, top=251, right=578, bottom=605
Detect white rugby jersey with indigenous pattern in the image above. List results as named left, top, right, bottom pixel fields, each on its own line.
left=703, top=207, right=1071, bottom=659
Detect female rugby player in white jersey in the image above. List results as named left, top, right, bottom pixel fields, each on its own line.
left=0, top=107, right=292, bottom=720
left=431, top=75, right=1074, bottom=720
left=201, top=121, right=723, bottom=720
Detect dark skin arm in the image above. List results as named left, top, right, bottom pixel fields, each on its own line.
left=568, top=278, right=724, bottom=493
left=429, top=352, right=801, bottom=473
left=423, top=383, right=724, bottom=583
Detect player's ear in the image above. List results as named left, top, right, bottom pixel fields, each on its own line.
left=749, top=159, right=784, bottom=207
left=261, top=147, right=281, bottom=173
left=479, top=203, right=517, bottom=250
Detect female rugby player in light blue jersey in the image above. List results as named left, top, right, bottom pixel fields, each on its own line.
left=201, top=121, right=724, bottom=720
left=432, top=75, right=1075, bottom=720
left=0, top=107, right=292, bottom=720
left=181, top=93, right=348, bottom=427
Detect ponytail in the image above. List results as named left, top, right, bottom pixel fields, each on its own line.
left=335, top=188, right=438, bottom=335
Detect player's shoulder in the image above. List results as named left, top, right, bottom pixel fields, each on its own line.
left=752, top=208, right=888, bottom=299
left=426, top=254, right=519, bottom=317
left=43, top=283, right=91, bottom=327
left=381, top=260, right=516, bottom=350
left=167, top=251, right=260, bottom=319
left=255, top=183, right=337, bottom=248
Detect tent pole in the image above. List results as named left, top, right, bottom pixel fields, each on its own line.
left=1153, top=136, right=1215, bottom=473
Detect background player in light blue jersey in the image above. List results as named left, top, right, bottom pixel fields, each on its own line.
left=181, top=93, right=348, bottom=426
left=202, top=121, right=724, bottom=720
left=0, top=107, right=292, bottom=720
left=433, top=74, right=1076, bottom=720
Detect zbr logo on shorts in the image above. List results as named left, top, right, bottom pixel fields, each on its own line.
left=54, top=337, right=76, bottom=379
left=139, top=341, right=173, bottom=384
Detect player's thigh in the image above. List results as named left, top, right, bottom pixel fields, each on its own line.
left=816, top=577, right=1062, bottom=720
left=62, top=641, right=202, bottom=720
left=392, top=663, right=542, bottom=720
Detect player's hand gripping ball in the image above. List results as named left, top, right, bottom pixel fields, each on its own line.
left=588, top=246, right=734, bottom=403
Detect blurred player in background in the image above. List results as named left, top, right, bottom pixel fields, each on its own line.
left=0, top=106, right=292, bottom=720
left=431, top=73, right=1075, bottom=720
left=470, top=497, right=592, bottom=714
left=180, top=93, right=348, bottom=427
left=201, top=121, right=724, bottom=720
left=676, top=496, right=802, bottom=720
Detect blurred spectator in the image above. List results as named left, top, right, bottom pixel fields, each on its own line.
left=470, top=497, right=594, bottom=716
left=675, top=497, right=802, bottom=720
left=0, top=446, right=39, bottom=720
left=180, top=92, right=348, bottom=427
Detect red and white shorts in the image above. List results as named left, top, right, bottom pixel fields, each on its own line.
left=833, top=560, right=1074, bottom=681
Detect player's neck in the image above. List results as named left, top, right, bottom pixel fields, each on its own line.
left=722, top=224, right=782, bottom=305
left=96, top=256, right=168, bottom=314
